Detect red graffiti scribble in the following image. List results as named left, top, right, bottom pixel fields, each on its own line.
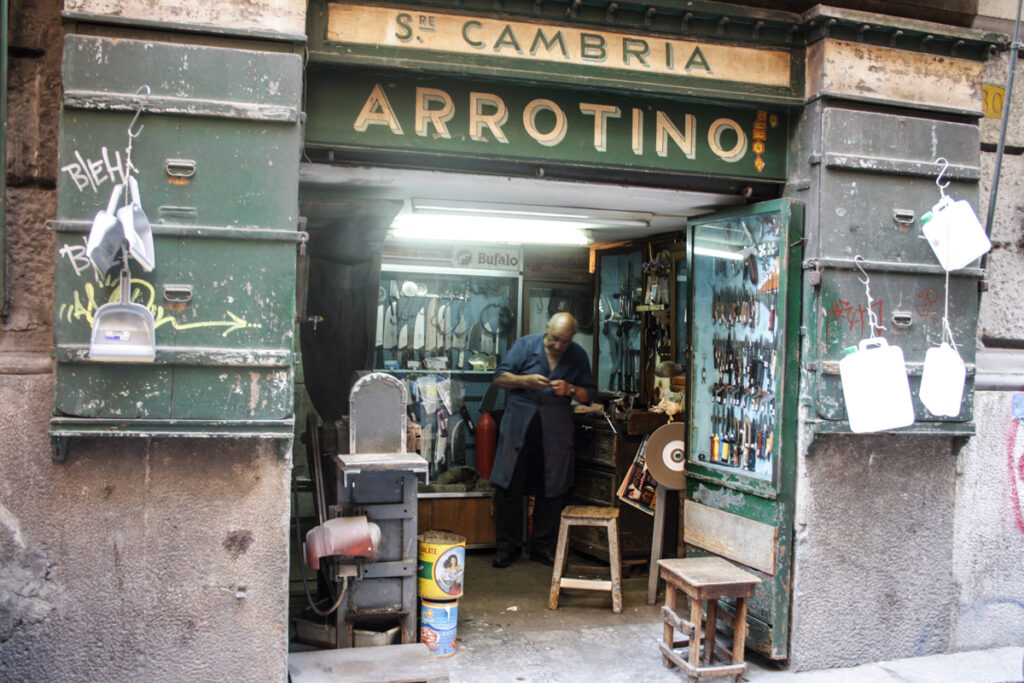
left=1007, top=415, right=1024, bottom=536
left=824, top=297, right=884, bottom=346
left=915, top=287, right=941, bottom=322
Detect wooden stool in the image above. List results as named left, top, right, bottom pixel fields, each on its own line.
left=658, top=556, right=760, bottom=683
left=547, top=505, right=622, bottom=613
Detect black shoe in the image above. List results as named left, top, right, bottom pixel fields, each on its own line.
left=492, top=553, right=515, bottom=568
left=530, top=549, right=556, bottom=567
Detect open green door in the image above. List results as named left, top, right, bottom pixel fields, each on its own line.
left=685, top=198, right=802, bottom=659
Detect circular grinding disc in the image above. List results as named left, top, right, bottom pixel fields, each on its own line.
left=645, top=422, right=688, bottom=490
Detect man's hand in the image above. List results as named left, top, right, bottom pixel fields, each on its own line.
left=550, top=379, right=573, bottom=397
left=522, top=374, right=551, bottom=390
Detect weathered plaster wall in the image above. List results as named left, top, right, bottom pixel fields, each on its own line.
left=951, top=392, right=1024, bottom=650
left=789, top=9, right=1024, bottom=672
left=62, top=0, right=307, bottom=38
left=1, top=1, right=297, bottom=680
left=790, top=435, right=959, bottom=671
left=978, top=50, right=1024, bottom=341
left=0, top=374, right=292, bottom=681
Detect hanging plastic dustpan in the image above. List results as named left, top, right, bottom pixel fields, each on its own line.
left=839, top=337, right=915, bottom=433
left=85, top=183, right=124, bottom=274
left=117, top=175, right=156, bottom=272
left=90, top=268, right=156, bottom=362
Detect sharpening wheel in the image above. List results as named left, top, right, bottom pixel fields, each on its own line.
left=645, top=422, right=687, bottom=490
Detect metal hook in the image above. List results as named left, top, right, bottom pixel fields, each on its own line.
left=127, top=85, right=151, bottom=139
left=854, top=255, right=870, bottom=286
left=935, top=157, right=950, bottom=197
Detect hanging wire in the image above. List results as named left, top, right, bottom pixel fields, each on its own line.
left=854, top=255, right=883, bottom=338
left=934, top=157, right=950, bottom=199
left=124, top=85, right=150, bottom=179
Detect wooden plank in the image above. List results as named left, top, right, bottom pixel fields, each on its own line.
left=626, top=410, right=669, bottom=435
left=420, top=497, right=496, bottom=546
left=288, top=643, right=448, bottom=683
left=682, top=501, right=777, bottom=575
left=560, top=577, right=613, bottom=591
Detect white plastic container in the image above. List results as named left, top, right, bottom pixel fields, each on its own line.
left=839, top=338, right=915, bottom=433
left=919, top=343, right=966, bottom=417
left=921, top=197, right=991, bottom=272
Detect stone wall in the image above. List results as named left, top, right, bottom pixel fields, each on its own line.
left=1, top=0, right=297, bottom=680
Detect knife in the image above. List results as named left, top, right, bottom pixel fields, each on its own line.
left=383, top=297, right=398, bottom=355
left=376, top=302, right=384, bottom=344
left=398, top=322, right=409, bottom=357
left=413, top=304, right=426, bottom=359
left=453, top=308, right=467, bottom=369
left=469, top=322, right=483, bottom=359
left=436, top=301, right=449, bottom=362
left=425, top=298, right=438, bottom=355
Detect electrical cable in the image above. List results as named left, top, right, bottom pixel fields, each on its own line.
left=291, top=487, right=348, bottom=617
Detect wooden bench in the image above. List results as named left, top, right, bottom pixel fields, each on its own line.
left=658, top=556, right=760, bottom=683
left=548, top=505, right=623, bottom=613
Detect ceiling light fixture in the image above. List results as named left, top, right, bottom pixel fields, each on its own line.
left=410, top=199, right=653, bottom=228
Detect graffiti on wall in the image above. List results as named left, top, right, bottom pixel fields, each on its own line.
left=57, top=238, right=260, bottom=337
left=823, top=287, right=946, bottom=347
left=1009, top=396, right=1024, bottom=536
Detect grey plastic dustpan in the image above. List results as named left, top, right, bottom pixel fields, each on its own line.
left=90, top=266, right=156, bottom=362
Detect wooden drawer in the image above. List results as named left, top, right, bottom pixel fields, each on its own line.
left=571, top=464, right=617, bottom=506
left=574, top=423, right=617, bottom=467
left=418, top=494, right=495, bottom=547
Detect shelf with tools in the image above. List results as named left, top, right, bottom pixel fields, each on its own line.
left=375, top=264, right=520, bottom=480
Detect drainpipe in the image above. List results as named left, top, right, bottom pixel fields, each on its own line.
left=1, top=0, right=8, bottom=319
left=984, top=0, right=1023, bottom=240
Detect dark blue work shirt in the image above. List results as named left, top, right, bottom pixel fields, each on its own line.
left=490, top=333, right=596, bottom=496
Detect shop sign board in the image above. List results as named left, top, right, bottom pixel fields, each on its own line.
left=523, top=246, right=591, bottom=283
left=383, top=243, right=523, bottom=272
left=306, top=70, right=788, bottom=182
left=326, top=3, right=792, bottom=92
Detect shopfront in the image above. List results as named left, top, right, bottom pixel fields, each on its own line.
left=38, top=0, right=1003, bottom=676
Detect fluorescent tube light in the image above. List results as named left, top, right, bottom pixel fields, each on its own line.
left=390, top=213, right=591, bottom=246
left=693, top=245, right=744, bottom=261
left=410, top=199, right=652, bottom=228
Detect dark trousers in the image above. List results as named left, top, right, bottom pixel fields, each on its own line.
left=494, top=413, right=564, bottom=557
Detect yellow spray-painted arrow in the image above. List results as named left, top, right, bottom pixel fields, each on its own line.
left=63, top=277, right=261, bottom=337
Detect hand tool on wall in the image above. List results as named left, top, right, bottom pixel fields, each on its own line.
left=436, top=300, right=448, bottom=353
left=453, top=306, right=467, bottom=369
left=413, top=303, right=426, bottom=361
left=469, top=321, right=483, bottom=359
left=425, top=297, right=438, bottom=356
left=397, top=319, right=409, bottom=365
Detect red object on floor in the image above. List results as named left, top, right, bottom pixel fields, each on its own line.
left=476, top=412, right=496, bottom=479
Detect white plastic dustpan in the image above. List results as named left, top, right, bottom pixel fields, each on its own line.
left=85, top=183, right=124, bottom=273
left=117, top=175, right=156, bottom=272
left=90, top=268, right=156, bottom=362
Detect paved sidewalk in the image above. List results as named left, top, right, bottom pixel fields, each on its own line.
left=746, top=645, right=1023, bottom=682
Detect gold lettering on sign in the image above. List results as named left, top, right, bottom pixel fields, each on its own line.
left=350, top=82, right=776, bottom=173
left=354, top=84, right=404, bottom=134
left=328, top=4, right=791, bottom=89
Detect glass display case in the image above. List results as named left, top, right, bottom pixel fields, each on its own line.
left=375, top=266, right=520, bottom=478
left=689, top=209, right=783, bottom=480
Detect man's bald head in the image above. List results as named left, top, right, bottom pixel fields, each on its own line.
left=544, top=312, right=577, bottom=360
left=547, top=312, right=578, bottom=337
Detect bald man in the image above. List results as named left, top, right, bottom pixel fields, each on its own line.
left=489, top=312, right=597, bottom=568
